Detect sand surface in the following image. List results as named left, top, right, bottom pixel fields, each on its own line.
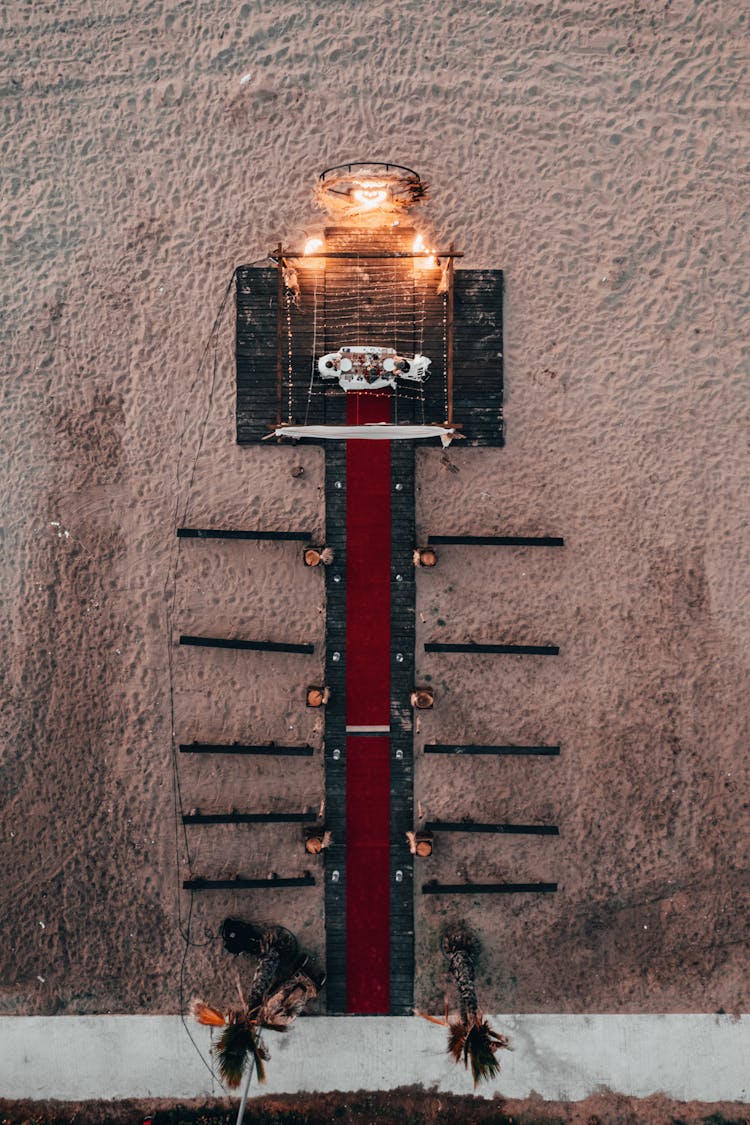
left=2, top=0, right=749, bottom=1036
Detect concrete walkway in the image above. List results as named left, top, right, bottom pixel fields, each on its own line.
left=0, top=1014, right=747, bottom=1102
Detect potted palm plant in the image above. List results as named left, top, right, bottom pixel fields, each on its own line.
left=420, top=923, right=510, bottom=1087
left=191, top=924, right=323, bottom=1122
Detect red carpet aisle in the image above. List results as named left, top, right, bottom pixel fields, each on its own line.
left=345, top=391, right=391, bottom=1012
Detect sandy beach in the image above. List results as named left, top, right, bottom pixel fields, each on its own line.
left=2, top=0, right=749, bottom=1104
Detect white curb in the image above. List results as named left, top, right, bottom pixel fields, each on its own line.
left=0, top=1014, right=747, bottom=1102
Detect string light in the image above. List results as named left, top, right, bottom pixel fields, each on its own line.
left=413, top=232, right=437, bottom=269
left=282, top=253, right=443, bottom=426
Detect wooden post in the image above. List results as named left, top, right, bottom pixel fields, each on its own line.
left=276, top=241, right=283, bottom=425
left=446, top=241, right=455, bottom=425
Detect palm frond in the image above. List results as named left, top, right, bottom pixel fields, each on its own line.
left=257, top=1017, right=289, bottom=1033
left=476, top=1010, right=510, bottom=1054
left=190, top=1000, right=226, bottom=1027
left=415, top=1009, right=449, bottom=1028
left=254, top=1036, right=269, bottom=1084
left=487, top=1027, right=511, bottom=1050
left=447, top=1017, right=467, bottom=1063
left=256, top=966, right=321, bottom=1032
left=443, top=1014, right=509, bottom=1086
left=464, top=1021, right=502, bottom=1086
left=415, top=999, right=451, bottom=1028
left=215, top=1019, right=257, bottom=1089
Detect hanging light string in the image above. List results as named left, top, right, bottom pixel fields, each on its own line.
left=304, top=268, right=319, bottom=425
left=288, top=258, right=440, bottom=415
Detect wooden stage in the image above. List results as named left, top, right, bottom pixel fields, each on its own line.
left=235, top=227, right=504, bottom=447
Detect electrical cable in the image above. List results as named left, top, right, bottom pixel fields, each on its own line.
left=178, top=889, right=228, bottom=1092
left=162, top=268, right=242, bottom=1085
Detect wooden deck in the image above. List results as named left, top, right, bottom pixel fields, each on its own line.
left=317, top=423, right=417, bottom=1013
left=232, top=228, right=505, bottom=1012
left=322, top=444, right=348, bottom=1013
left=389, top=443, right=416, bottom=1016
left=235, top=246, right=503, bottom=446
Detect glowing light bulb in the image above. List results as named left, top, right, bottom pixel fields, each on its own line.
left=304, top=237, right=323, bottom=255
left=352, top=181, right=389, bottom=210
left=413, top=233, right=436, bottom=268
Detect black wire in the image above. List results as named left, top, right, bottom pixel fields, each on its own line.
left=166, top=275, right=233, bottom=937
left=164, top=269, right=241, bottom=1087
left=183, top=316, right=225, bottom=518
left=178, top=890, right=228, bottom=1092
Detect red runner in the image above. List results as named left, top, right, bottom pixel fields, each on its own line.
left=345, top=392, right=391, bottom=1013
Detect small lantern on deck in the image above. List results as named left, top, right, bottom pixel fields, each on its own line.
left=303, top=546, right=334, bottom=567
left=304, top=825, right=333, bottom=854
left=411, top=687, right=434, bottom=709
left=413, top=547, right=438, bottom=568
left=307, top=685, right=331, bottom=708
left=406, top=829, right=433, bottom=857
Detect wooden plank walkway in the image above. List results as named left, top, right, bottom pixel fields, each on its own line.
left=407, top=269, right=504, bottom=445
left=291, top=257, right=346, bottom=429
left=322, top=444, right=348, bottom=1013
left=319, top=441, right=416, bottom=1014
left=451, top=270, right=504, bottom=446
left=232, top=236, right=506, bottom=1012
left=236, top=267, right=278, bottom=443
left=389, top=443, right=416, bottom=1016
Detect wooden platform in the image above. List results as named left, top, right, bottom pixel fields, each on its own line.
left=319, top=435, right=416, bottom=1015
left=230, top=226, right=507, bottom=1013
left=235, top=237, right=503, bottom=446
left=389, top=443, right=416, bottom=1016
left=322, top=444, right=348, bottom=1013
